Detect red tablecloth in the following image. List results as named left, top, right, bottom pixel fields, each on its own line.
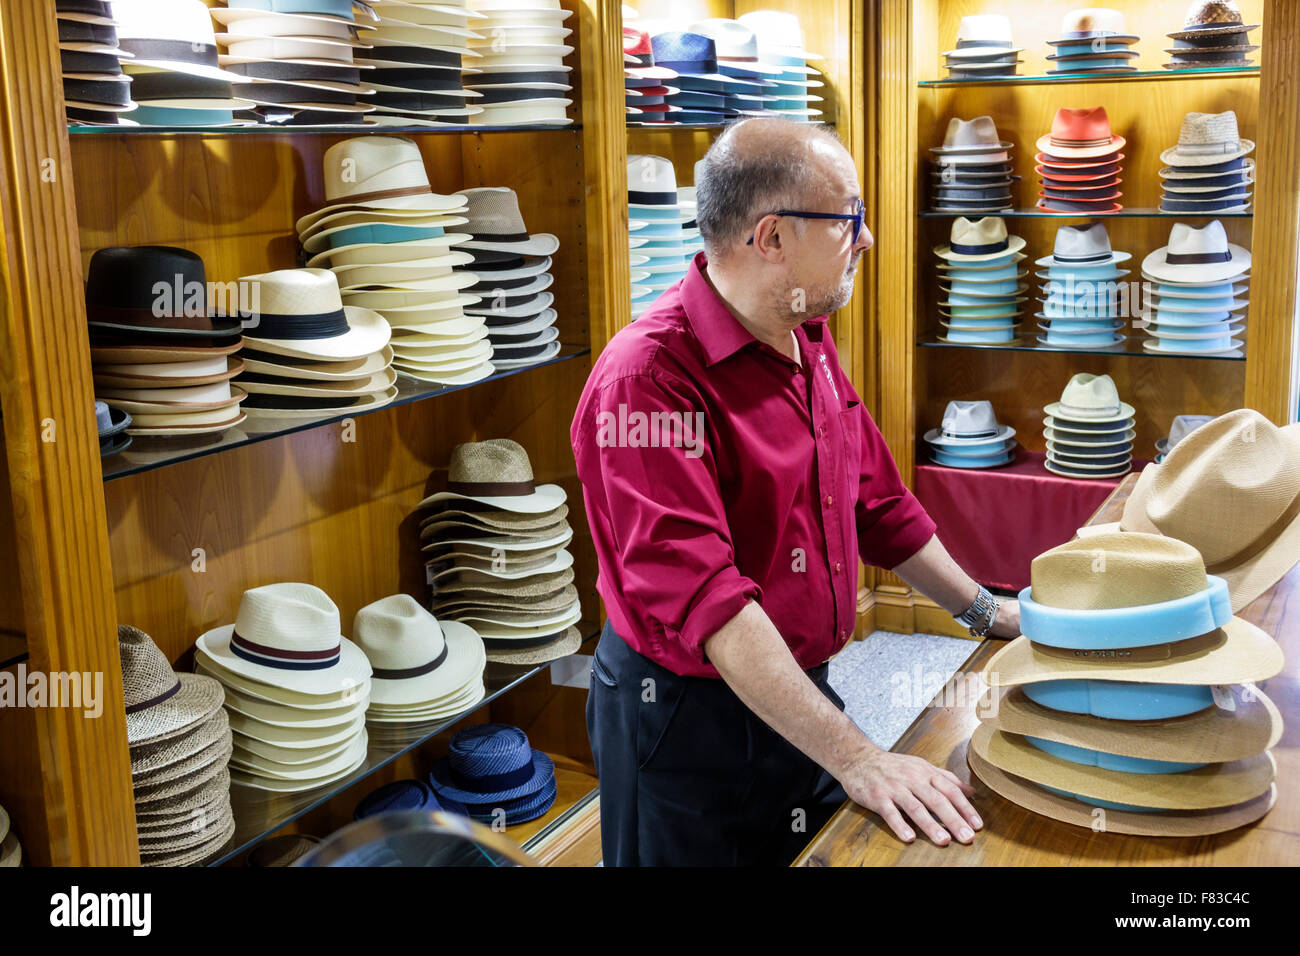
left=912, top=448, right=1148, bottom=593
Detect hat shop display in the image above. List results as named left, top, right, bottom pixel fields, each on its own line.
left=428, top=722, right=557, bottom=824
left=928, top=115, right=1018, bottom=214
left=1154, top=413, right=1215, bottom=462
left=1105, top=409, right=1300, bottom=613
left=211, top=0, right=380, bottom=126
left=1035, top=106, right=1125, bottom=214
left=231, top=267, right=397, bottom=428
left=0, top=801, right=19, bottom=867
left=646, top=30, right=769, bottom=125
left=86, top=245, right=248, bottom=438
left=58, top=0, right=137, bottom=127
left=1034, top=222, right=1131, bottom=350
left=416, top=439, right=582, bottom=665
left=942, top=14, right=1023, bottom=80
left=120, top=624, right=236, bottom=866
left=628, top=153, right=694, bottom=320
left=1045, top=8, right=1140, bottom=75
left=623, top=27, right=680, bottom=123
left=1141, top=219, right=1250, bottom=357
left=971, top=533, right=1284, bottom=836
left=923, top=400, right=1018, bottom=469
left=194, top=582, right=374, bottom=792
left=675, top=156, right=706, bottom=262
left=455, top=186, right=562, bottom=369
left=296, top=135, right=498, bottom=385
left=933, top=217, right=1028, bottom=345
left=111, top=0, right=256, bottom=127
left=1164, top=0, right=1259, bottom=70
left=736, top=10, right=824, bottom=122
left=245, top=833, right=322, bottom=866
left=1158, top=111, right=1254, bottom=214
left=1042, top=372, right=1136, bottom=479
left=464, top=0, right=574, bottom=127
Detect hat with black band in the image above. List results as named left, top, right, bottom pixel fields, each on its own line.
left=355, top=44, right=463, bottom=69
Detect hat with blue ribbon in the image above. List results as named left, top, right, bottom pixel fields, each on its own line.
left=428, top=722, right=555, bottom=804
left=354, top=778, right=467, bottom=820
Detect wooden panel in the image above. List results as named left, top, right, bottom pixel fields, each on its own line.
left=0, top=439, right=26, bottom=638
left=0, top=0, right=137, bottom=865
left=533, top=792, right=602, bottom=866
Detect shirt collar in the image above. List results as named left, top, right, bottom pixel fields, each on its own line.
left=682, top=251, right=830, bottom=367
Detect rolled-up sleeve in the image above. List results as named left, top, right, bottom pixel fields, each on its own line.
left=573, top=369, right=761, bottom=662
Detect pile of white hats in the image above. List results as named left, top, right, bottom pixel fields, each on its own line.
left=736, top=10, right=824, bottom=122
left=1042, top=372, right=1135, bottom=480
left=418, top=439, right=582, bottom=666
left=1044, top=8, right=1140, bottom=75
left=1035, top=223, right=1131, bottom=351
left=928, top=116, right=1017, bottom=214
left=1141, top=220, right=1250, bottom=357
left=297, top=135, right=495, bottom=385
left=195, top=583, right=373, bottom=793
left=120, top=625, right=235, bottom=866
left=627, top=154, right=695, bottom=320
left=942, top=14, right=1022, bottom=80
left=464, top=0, right=574, bottom=126
left=58, top=0, right=137, bottom=127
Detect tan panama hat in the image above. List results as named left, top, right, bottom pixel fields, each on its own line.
left=134, top=766, right=231, bottom=817
left=352, top=593, right=485, bottom=707
left=238, top=268, right=392, bottom=362
left=229, top=729, right=368, bottom=780
left=484, top=625, right=582, bottom=665
left=420, top=515, right=570, bottom=543
left=119, top=625, right=225, bottom=746
left=434, top=566, right=573, bottom=597
left=132, top=730, right=234, bottom=789
left=417, top=438, right=566, bottom=513
left=213, top=680, right=369, bottom=728
left=419, top=502, right=569, bottom=536
left=139, top=814, right=236, bottom=867
left=196, top=655, right=370, bottom=712
left=434, top=583, right=578, bottom=615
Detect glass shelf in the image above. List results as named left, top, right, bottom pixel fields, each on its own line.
left=919, top=65, right=1259, bottom=88
left=69, top=123, right=580, bottom=136
left=918, top=338, right=1245, bottom=361
left=101, top=345, right=591, bottom=482
left=920, top=208, right=1252, bottom=219
left=206, top=625, right=597, bottom=867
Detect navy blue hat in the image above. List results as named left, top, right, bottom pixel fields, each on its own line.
left=428, top=723, right=555, bottom=804
left=355, top=779, right=467, bottom=820
left=466, top=774, right=558, bottom=826
left=651, top=32, right=766, bottom=88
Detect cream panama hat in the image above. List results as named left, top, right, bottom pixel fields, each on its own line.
left=1043, top=372, right=1134, bottom=424
left=352, top=594, right=485, bottom=707
left=1143, top=220, right=1250, bottom=283
left=112, top=0, right=245, bottom=83
left=933, top=217, right=1026, bottom=261
left=942, top=14, right=1023, bottom=58
left=238, top=268, right=391, bottom=361
left=195, top=582, right=373, bottom=696
left=119, top=625, right=225, bottom=746
left=418, top=438, right=566, bottom=513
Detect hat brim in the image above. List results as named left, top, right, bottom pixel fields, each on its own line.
left=923, top=424, right=1016, bottom=446
left=230, top=729, right=367, bottom=779
left=432, top=548, right=573, bottom=582
left=230, top=732, right=367, bottom=787
left=418, top=481, right=565, bottom=514
left=195, top=627, right=372, bottom=697
left=933, top=234, right=1027, bottom=261
left=1042, top=399, right=1136, bottom=424
left=241, top=305, right=391, bottom=361
left=457, top=232, right=560, bottom=256
left=1034, top=133, right=1126, bottom=158
left=484, top=625, right=583, bottom=665
left=429, top=746, right=554, bottom=804
left=1142, top=245, right=1251, bottom=283
left=367, top=620, right=486, bottom=706
left=125, top=671, right=226, bottom=746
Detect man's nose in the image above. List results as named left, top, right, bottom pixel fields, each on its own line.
left=854, top=224, right=874, bottom=253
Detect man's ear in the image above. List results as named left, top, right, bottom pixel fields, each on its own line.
left=751, top=214, right=785, bottom=263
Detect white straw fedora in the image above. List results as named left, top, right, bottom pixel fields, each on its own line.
left=1043, top=372, right=1135, bottom=424
left=239, top=268, right=391, bottom=361
left=1143, top=220, right=1250, bottom=283
left=418, top=438, right=566, bottom=512
left=353, top=593, right=485, bottom=706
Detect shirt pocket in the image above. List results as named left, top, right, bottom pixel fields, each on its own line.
left=839, top=400, right=865, bottom=490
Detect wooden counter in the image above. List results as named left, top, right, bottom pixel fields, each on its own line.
left=795, top=474, right=1300, bottom=866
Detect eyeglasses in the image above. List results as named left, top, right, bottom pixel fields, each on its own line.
left=746, top=197, right=865, bottom=246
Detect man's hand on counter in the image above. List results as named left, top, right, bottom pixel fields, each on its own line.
left=989, top=597, right=1021, bottom=639
left=840, top=747, right=983, bottom=847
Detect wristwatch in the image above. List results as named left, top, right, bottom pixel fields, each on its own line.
left=956, top=585, right=1001, bottom=638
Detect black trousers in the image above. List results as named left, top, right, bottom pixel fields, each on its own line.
left=587, top=620, right=848, bottom=866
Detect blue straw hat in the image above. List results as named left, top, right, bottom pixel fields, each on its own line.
left=429, top=723, right=555, bottom=804
left=354, top=778, right=467, bottom=820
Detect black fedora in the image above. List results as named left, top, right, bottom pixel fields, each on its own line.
left=85, top=246, right=243, bottom=338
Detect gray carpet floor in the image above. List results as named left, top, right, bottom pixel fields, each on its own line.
left=828, top=629, right=978, bottom=750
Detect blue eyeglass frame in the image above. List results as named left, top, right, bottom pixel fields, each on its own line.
left=746, top=197, right=865, bottom=245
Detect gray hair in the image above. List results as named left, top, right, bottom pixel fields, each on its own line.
left=695, top=118, right=846, bottom=259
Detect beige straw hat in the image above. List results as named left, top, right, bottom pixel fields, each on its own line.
left=119, top=624, right=225, bottom=746
left=132, top=731, right=234, bottom=789
left=213, top=679, right=369, bottom=727
left=353, top=593, right=486, bottom=708
left=484, top=625, right=582, bottom=665
left=434, top=566, right=574, bottom=597
left=419, top=502, right=569, bottom=534
left=139, top=815, right=236, bottom=867
left=134, top=756, right=232, bottom=807
left=130, top=708, right=231, bottom=778
left=418, top=438, right=566, bottom=513
left=135, top=767, right=232, bottom=817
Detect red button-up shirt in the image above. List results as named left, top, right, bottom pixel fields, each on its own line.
left=571, top=253, right=936, bottom=678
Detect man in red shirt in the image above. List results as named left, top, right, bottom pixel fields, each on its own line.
left=572, top=118, right=1021, bottom=866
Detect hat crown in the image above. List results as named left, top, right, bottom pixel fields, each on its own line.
left=1168, top=414, right=1216, bottom=448
left=943, top=115, right=1001, bottom=149
left=1176, top=110, right=1242, bottom=149
left=241, top=267, right=343, bottom=315
left=623, top=27, right=653, bottom=57
left=112, top=0, right=219, bottom=43
left=234, top=582, right=343, bottom=655
left=1060, top=7, right=1128, bottom=36
left=1149, top=409, right=1300, bottom=565
left=1049, top=106, right=1115, bottom=144
left=627, top=153, right=679, bottom=193
left=95, top=400, right=113, bottom=431
left=448, top=722, right=532, bottom=779
left=1030, top=533, right=1210, bottom=610
left=687, top=18, right=760, bottom=59
left=956, top=13, right=1013, bottom=43
left=455, top=186, right=529, bottom=236
left=736, top=10, right=807, bottom=50
left=941, top=400, right=1000, bottom=437
left=1057, top=372, right=1122, bottom=417
left=86, top=245, right=208, bottom=314
left=1053, top=222, right=1112, bottom=259
left=118, top=625, right=181, bottom=709
left=1167, top=219, right=1230, bottom=257
left=352, top=594, right=446, bottom=671
left=1183, top=0, right=1246, bottom=29
left=321, top=135, right=432, bottom=205
left=950, top=215, right=1009, bottom=247
left=651, top=31, right=717, bottom=64
left=448, top=438, right=536, bottom=485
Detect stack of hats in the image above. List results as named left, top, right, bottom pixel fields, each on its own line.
left=1141, top=220, right=1250, bottom=357
left=1045, top=8, right=1140, bottom=75
left=738, top=10, right=824, bottom=121
left=195, top=583, right=373, bottom=792
left=649, top=31, right=762, bottom=125
left=465, top=0, right=574, bottom=127
left=686, top=19, right=786, bottom=118
left=58, top=0, right=137, bottom=127
left=623, top=27, right=679, bottom=123
left=928, top=116, right=1017, bottom=214
left=970, top=532, right=1284, bottom=837
left=246, top=833, right=321, bottom=865
left=86, top=246, right=247, bottom=439
left=676, top=157, right=706, bottom=261
left=1165, top=0, right=1259, bottom=70
left=1042, top=372, right=1135, bottom=479
left=211, top=0, right=377, bottom=126
left=934, top=217, right=1027, bottom=345
left=1158, top=111, right=1254, bottom=214
left=429, top=723, right=556, bottom=824
left=1035, top=107, right=1125, bottom=214
left=942, top=14, right=1023, bottom=80
left=96, top=400, right=132, bottom=458
left=628, top=154, right=695, bottom=321
left=354, top=1, right=486, bottom=128
left=1154, top=413, right=1215, bottom=462
left=0, top=803, right=18, bottom=867
left=455, top=187, right=561, bottom=369
left=296, top=136, right=493, bottom=386
left=351, top=594, right=486, bottom=741
left=417, top=439, right=582, bottom=666
left=354, top=778, right=467, bottom=819
left=1035, top=223, right=1130, bottom=350
left=232, top=268, right=397, bottom=430
left=120, top=625, right=235, bottom=866
left=923, top=400, right=1017, bottom=469
left=111, top=0, right=254, bottom=127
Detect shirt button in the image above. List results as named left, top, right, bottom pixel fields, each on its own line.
left=818, top=424, right=826, bottom=437
left=824, top=494, right=833, bottom=507
left=834, top=562, right=842, bottom=573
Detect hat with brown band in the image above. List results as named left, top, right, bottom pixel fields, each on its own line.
left=417, top=438, right=567, bottom=513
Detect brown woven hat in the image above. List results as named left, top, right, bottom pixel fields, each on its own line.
left=246, top=833, right=321, bottom=867
left=136, top=794, right=228, bottom=831
left=132, top=727, right=233, bottom=788
left=137, top=800, right=234, bottom=853
left=139, top=815, right=235, bottom=867
left=484, top=625, right=582, bottom=666
left=434, top=566, right=574, bottom=597
left=420, top=518, right=572, bottom=546
left=419, top=503, right=569, bottom=534
left=422, top=525, right=573, bottom=557
left=417, top=438, right=567, bottom=514
left=434, top=583, right=579, bottom=615
left=130, top=708, right=230, bottom=778
left=134, top=766, right=231, bottom=817
left=134, top=753, right=232, bottom=807
left=119, top=624, right=224, bottom=746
